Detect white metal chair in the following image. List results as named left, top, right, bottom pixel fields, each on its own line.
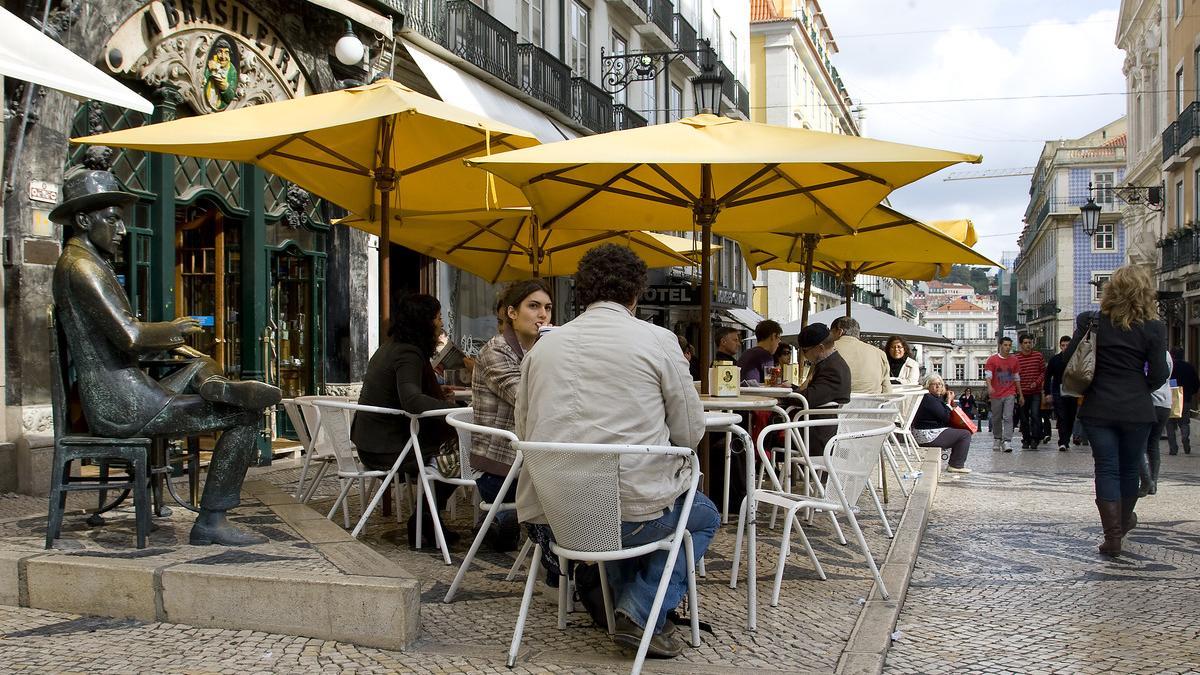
left=400, top=407, right=472, bottom=565
left=285, top=395, right=349, bottom=503
left=732, top=416, right=896, bottom=628
left=506, top=440, right=703, bottom=675
left=442, top=409, right=532, bottom=603
left=310, top=399, right=405, bottom=533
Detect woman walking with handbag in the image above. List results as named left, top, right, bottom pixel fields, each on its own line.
left=1067, top=265, right=1169, bottom=556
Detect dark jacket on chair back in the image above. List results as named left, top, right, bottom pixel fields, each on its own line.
left=1071, top=311, right=1168, bottom=424
left=794, top=350, right=852, bottom=456
left=351, top=340, right=455, bottom=470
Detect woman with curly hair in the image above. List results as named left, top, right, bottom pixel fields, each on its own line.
left=352, top=293, right=460, bottom=547
left=1070, top=264, right=1168, bottom=556
left=885, top=335, right=920, bottom=386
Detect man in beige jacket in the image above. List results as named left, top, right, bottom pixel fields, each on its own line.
left=515, top=244, right=714, bottom=659
left=830, top=316, right=893, bottom=394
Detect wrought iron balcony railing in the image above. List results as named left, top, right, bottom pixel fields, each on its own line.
left=613, top=104, right=648, bottom=130
left=1163, top=121, right=1179, bottom=163
left=736, top=81, right=749, bottom=117
left=395, top=0, right=445, bottom=43
left=572, top=77, right=615, bottom=133
left=673, top=14, right=697, bottom=59
left=445, top=0, right=517, bottom=87
left=517, top=43, right=572, bottom=117
left=643, top=0, right=674, bottom=41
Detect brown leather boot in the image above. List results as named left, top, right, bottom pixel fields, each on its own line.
left=1120, top=497, right=1139, bottom=537
left=1095, top=499, right=1123, bottom=556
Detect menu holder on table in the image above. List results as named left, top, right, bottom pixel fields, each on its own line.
left=708, top=361, right=740, bottom=398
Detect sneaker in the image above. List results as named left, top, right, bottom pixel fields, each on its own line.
left=612, top=612, right=686, bottom=658
left=1058, top=445, right=1068, bottom=452
left=1042, top=436, right=1052, bottom=445
left=1072, top=436, right=1082, bottom=446
left=993, top=439, right=1003, bottom=452
left=946, top=465, right=973, bottom=474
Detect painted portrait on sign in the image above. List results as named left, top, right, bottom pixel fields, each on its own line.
left=203, top=37, right=239, bottom=111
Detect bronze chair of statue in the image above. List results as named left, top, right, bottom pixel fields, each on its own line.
left=45, top=307, right=152, bottom=549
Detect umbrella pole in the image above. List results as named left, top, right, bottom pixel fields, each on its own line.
left=697, top=165, right=718, bottom=497
left=376, top=118, right=398, bottom=337
left=842, top=266, right=854, bottom=317
left=800, top=234, right=817, bottom=328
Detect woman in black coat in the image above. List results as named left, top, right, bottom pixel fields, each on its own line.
left=1069, top=265, right=1168, bottom=556
left=351, top=293, right=460, bottom=547
left=912, top=375, right=972, bottom=473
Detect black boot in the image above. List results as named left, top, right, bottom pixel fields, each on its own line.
left=190, top=509, right=268, bottom=546
left=408, top=482, right=461, bottom=548
left=1120, top=497, right=1139, bottom=537
left=1095, top=499, right=1123, bottom=556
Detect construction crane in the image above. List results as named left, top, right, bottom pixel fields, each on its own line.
left=943, top=167, right=1035, bottom=181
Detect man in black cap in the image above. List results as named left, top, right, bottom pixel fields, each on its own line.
left=51, top=168, right=281, bottom=546
left=793, top=322, right=851, bottom=456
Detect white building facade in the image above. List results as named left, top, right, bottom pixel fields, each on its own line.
left=920, top=296, right=999, bottom=393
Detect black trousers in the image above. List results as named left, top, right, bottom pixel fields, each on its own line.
left=1055, top=396, right=1078, bottom=448
left=1018, top=395, right=1042, bottom=445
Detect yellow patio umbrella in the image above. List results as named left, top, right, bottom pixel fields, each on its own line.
left=466, top=113, right=980, bottom=384
left=929, top=219, right=978, bottom=247
left=72, top=79, right=540, bottom=331
left=336, top=207, right=718, bottom=283
left=735, top=205, right=1000, bottom=323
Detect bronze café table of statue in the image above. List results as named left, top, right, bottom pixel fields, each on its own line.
left=48, top=168, right=281, bottom=547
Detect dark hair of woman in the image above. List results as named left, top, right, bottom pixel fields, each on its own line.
left=499, top=278, right=554, bottom=320
left=388, top=293, right=441, bottom=357
left=574, top=243, right=648, bottom=307
left=886, top=335, right=912, bottom=359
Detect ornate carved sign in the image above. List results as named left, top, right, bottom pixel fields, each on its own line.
left=103, top=0, right=311, bottom=113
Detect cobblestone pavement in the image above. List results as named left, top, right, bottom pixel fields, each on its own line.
left=884, top=433, right=1200, bottom=674
left=0, top=448, right=922, bottom=673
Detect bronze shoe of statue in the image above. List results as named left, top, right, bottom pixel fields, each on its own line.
left=198, top=377, right=283, bottom=410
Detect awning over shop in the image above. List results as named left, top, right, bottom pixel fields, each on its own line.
left=0, top=6, right=152, bottom=113
left=306, top=0, right=393, bottom=36
left=724, top=307, right=768, bottom=333
left=402, top=38, right=578, bottom=144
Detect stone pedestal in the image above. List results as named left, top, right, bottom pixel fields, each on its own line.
left=15, top=434, right=54, bottom=496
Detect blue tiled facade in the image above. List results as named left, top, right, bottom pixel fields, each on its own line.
left=1073, top=218, right=1126, bottom=314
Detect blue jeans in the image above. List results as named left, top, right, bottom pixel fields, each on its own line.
left=605, top=492, right=719, bottom=632
left=1084, top=420, right=1151, bottom=501
left=475, top=472, right=518, bottom=529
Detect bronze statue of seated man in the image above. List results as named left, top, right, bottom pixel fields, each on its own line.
left=50, top=168, right=282, bottom=546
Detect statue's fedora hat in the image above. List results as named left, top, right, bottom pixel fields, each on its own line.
left=48, top=169, right=138, bottom=224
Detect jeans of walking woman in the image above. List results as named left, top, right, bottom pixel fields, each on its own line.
left=1085, top=420, right=1152, bottom=501
left=919, top=428, right=971, bottom=468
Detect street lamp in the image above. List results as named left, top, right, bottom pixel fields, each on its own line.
left=334, top=21, right=365, bottom=67
left=600, top=39, right=727, bottom=117
left=691, top=64, right=724, bottom=115
left=1079, top=194, right=1101, bottom=237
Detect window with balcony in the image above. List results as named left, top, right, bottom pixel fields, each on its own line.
left=727, top=32, right=737, bottom=78
left=643, top=81, right=657, bottom=125
left=1177, top=180, right=1185, bottom=229
left=977, top=322, right=989, bottom=339
left=567, top=1, right=590, bottom=78
left=1094, top=222, right=1114, bottom=251
left=976, top=363, right=986, bottom=380
left=519, top=0, right=544, bottom=47
left=954, top=363, right=965, bottom=381
left=1194, top=167, right=1200, bottom=223
left=1194, top=48, right=1200, bottom=104
left=610, top=32, right=627, bottom=105
left=669, top=83, right=683, bottom=122
left=1093, top=171, right=1114, bottom=205
left=1093, top=272, right=1112, bottom=302
left=932, top=322, right=943, bottom=335
left=955, top=323, right=966, bottom=340
left=1177, top=67, right=1184, bottom=113
left=711, top=10, right=721, bottom=57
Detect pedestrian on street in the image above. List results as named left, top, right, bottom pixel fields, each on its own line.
left=959, top=387, right=978, bottom=422
left=1142, top=351, right=1172, bottom=497
left=1015, top=333, right=1046, bottom=449
left=985, top=336, right=1021, bottom=452
left=1045, top=335, right=1079, bottom=452
left=1070, top=264, right=1168, bottom=557
left=1166, top=348, right=1199, bottom=455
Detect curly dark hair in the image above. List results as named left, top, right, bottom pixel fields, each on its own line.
left=388, top=293, right=441, bottom=358
left=574, top=244, right=648, bottom=307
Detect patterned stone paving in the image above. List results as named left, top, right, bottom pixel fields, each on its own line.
left=884, top=436, right=1200, bottom=674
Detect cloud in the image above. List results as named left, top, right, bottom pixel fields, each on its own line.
left=818, top=2, right=1126, bottom=259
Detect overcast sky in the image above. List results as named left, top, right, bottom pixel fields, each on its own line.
left=818, top=0, right=1127, bottom=262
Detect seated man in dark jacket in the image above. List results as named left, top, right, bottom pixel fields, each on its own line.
left=793, top=323, right=851, bottom=456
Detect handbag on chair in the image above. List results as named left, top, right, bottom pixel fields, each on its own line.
left=1062, top=313, right=1099, bottom=398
